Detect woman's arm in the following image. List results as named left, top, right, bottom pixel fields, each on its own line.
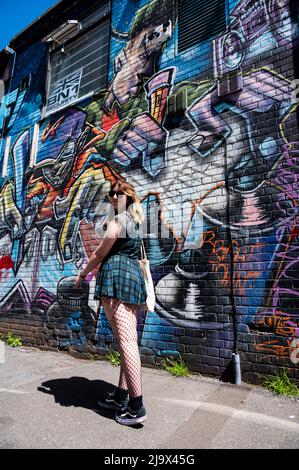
left=75, top=217, right=122, bottom=286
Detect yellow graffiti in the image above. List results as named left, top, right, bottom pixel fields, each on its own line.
left=0, top=182, right=23, bottom=235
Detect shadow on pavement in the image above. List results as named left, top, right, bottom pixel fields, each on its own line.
left=37, top=377, right=116, bottom=420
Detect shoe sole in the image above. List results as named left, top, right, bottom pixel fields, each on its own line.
left=115, top=414, right=147, bottom=426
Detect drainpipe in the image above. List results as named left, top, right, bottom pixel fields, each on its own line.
left=223, top=136, right=242, bottom=385
left=232, top=351, right=241, bottom=385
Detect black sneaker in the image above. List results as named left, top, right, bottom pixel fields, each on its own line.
left=115, top=406, right=147, bottom=426
left=98, top=390, right=129, bottom=411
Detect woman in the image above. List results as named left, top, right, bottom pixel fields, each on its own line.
left=75, top=180, right=147, bottom=426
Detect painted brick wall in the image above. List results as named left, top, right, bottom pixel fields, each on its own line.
left=0, top=0, right=299, bottom=384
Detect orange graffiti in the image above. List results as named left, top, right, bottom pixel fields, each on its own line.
left=234, top=271, right=260, bottom=295
left=41, top=116, right=65, bottom=141
left=259, top=312, right=296, bottom=338
left=256, top=312, right=299, bottom=358
left=256, top=339, right=292, bottom=357
left=202, top=232, right=264, bottom=293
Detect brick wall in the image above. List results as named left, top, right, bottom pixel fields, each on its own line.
left=0, top=0, right=299, bottom=384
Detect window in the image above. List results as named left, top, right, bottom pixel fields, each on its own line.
left=178, top=0, right=227, bottom=53
left=45, top=13, right=110, bottom=116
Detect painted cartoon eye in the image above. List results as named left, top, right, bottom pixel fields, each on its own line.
left=148, top=31, right=160, bottom=41
left=163, top=21, right=170, bottom=32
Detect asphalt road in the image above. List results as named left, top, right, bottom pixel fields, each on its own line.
left=0, top=342, right=298, bottom=449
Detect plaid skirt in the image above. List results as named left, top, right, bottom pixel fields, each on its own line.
left=94, top=254, right=147, bottom=306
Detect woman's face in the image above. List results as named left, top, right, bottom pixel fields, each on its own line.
left=108, top=184, right=128, bottom=213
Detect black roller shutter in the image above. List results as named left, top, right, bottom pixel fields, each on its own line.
left=178, top=0, right=227, bottom=53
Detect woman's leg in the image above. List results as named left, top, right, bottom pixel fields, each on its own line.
left=101, top=296, right=128, bottom=391
left=118, top=364, right=128, bottom=391
left=101, top=296, right=141, bottom=398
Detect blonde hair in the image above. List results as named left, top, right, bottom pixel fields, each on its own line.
left=110, top=180, right=145, bottom=225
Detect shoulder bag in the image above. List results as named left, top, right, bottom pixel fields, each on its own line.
left=139, top=239, right=156, bottom=312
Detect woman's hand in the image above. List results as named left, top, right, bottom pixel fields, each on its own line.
left=74, top=274, right=85, bottom=288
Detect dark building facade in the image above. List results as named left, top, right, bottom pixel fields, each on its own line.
left=0, top=0, right=299, bottom=383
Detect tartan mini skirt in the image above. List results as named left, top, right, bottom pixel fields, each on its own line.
left=94, top=254, right=147, bottom=306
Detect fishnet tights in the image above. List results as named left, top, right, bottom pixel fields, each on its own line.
left=101, top=296, right=142, bottom=398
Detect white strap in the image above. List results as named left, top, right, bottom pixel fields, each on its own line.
left=140, top=239, right=147, bottom=261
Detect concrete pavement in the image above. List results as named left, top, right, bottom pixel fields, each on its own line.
left=0, top=342, right=298, bottom=449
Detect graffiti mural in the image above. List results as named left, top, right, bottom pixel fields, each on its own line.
left=0, top=0, right=298, bottom=379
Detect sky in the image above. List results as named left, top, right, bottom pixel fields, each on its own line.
left=0, top=0, right=58, bottom=50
